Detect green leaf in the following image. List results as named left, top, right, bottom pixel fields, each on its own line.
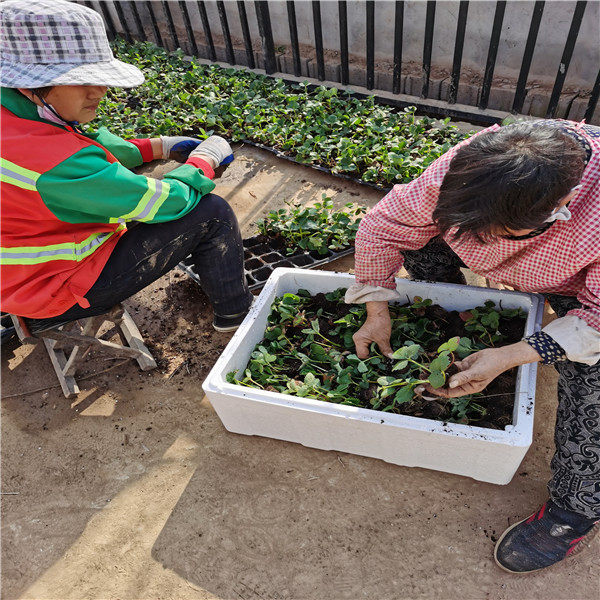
left=428, top=352, right=450, bottom=372
left=304, top=372, right=318, bottom=387
left=437, top=337, right=460, bottom=353
left=391, top=344, right=422, bottom=360
left=393, top=386, right=414, bottom=404
left=428, top=370, right=446, bottom=389
left=381, top=387, right=395, bottom=399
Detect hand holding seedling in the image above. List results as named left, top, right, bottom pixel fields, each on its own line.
left=426, top=341, right=542, bottom=398
left=353, top=301, right=394, bottom=359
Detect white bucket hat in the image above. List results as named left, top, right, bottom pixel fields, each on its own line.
left=0, top=0, right=144, bottom=88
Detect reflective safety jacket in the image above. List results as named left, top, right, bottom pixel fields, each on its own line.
left=1, top=88, right=216, bottom=318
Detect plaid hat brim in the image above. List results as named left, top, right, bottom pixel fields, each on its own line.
left=0, top=57, right=144, bottom=88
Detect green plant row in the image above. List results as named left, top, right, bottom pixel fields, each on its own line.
left=98, top=40, right=471, bottom=187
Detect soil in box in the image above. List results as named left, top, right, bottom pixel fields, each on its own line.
left=228, top=288, right=527, bottom=430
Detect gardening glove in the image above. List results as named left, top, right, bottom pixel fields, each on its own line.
left=160, top=136, right=203, bottom=161
left=189, top=135, right=234, bottom=169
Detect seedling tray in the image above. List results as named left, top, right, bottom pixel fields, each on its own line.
left=202, top=268, right=545, bottom=485
left=179, top=235, right=355, bottom=292
left=240, top=139, right=393, bottom=194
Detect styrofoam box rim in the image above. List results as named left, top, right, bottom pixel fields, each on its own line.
left=203, top=268, right=544, bottom=447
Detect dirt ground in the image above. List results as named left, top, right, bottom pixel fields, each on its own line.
left=2, top=147, right=598, bottom=600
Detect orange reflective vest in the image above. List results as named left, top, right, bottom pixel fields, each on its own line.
left=1, top=104, right=126, bottom=318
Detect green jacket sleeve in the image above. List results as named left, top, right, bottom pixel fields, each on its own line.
left=84, top=126, right=145, bottom=169
left=36, top=144, right=215, bottom=224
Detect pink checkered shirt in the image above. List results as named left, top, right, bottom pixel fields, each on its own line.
left=355, top=123, right=600, bottom=332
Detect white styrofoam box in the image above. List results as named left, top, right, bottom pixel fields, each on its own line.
left=203, top=268, right=545, bottom=484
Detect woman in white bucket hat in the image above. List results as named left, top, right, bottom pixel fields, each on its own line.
left=1, top=0, right=252, bottom=332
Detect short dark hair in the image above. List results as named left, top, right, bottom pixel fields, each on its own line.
left=433, top=122, right=587, bottom=240
left=30, top=86, right=53, bottom=99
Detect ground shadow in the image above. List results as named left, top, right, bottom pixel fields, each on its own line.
left=150, top=426, right=599, bottom=600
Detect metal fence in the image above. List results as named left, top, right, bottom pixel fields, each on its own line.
left=85, top=1, right=599, bottom=126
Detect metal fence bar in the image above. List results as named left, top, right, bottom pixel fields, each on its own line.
left=113, top=0, right=131, bottom=43
left=255, top=1, right=277, bottom=74
left=146, top=1, right=164, bottom=48
left=287, top=2, right=301, bottom=77
left=312, top=1, right=325, bottom=81
left=511, top=1, right=544, bottom=114
left=448, top=1, right=469, bottom=104
left=129, top=0, right=146, bottom=42
left=366, top=1, right=375, bottom=90
left=238, top=1, right=255, bottom=69
left=217, top=1, right=235, bottom=64
left=97, top=1, right=117, bottom=39
left=478, top=0, right=506, bottom=110
left=162, top=1, right=180, bottom=51
left=421, top=1, right=436, bottom=98
left=584, top=69, right=600, bottom=122
left=180, top=0, right=198, bottom=56
left=392, top=1, right=404, bottom=94
left=546, top=0, right=587, bottom=118
left=98, top=0, right=597, bottom=126
left=197, top=1, right=216, bottom=62
left=339, top=1, right=349, bottom=85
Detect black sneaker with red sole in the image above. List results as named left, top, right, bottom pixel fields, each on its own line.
left=494, top=499, right=599, bottom=573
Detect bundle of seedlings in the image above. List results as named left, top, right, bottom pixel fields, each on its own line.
left=227, top=289, right=527, bottom=429
left=253, top=196, right=366, bottom=256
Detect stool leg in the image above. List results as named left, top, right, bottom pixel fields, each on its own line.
left=119, top=309, right=157, bottom=371
left=62, top=315, right=105, bottom=377
left=43, top=338, right=80, bottom=398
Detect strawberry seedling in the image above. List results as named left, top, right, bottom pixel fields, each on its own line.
left=256, top=196, right=366, bottom=255
left=227, top=289, right=526, bottom=428
left=98, top=40, right=472, bottom=189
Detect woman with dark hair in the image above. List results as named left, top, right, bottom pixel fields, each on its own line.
left=347, top=119, right=599, bottom=573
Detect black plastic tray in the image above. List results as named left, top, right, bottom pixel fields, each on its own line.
left=179, top=235, right=355, bottom=292
left=240, top=139, right=393, bottom=194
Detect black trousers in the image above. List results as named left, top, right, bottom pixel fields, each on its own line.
left=31, top=194, right=251, bottom=329
left=404, top=237, right=600, bottom=519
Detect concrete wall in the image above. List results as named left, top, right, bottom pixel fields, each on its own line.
left=97, top=0, right=599, bottom=122
left=180, top=0, right=598, bottom=87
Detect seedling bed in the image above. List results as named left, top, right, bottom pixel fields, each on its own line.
left=104, top=41, right=471, bottom=190
left=227, top=288, right=526, bottom=429
left=179, top=234, right=354, bottom=292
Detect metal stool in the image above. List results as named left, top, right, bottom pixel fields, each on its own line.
left=10, top=304, right=157, bottom=398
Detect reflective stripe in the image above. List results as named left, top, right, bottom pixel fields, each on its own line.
left=138, top=179, right=170, bottom=221
left=0, top=159, right=40, bottom=191
left=111, top=178, right=171, bottom=223
left=0, top=228, right=123, bottom=265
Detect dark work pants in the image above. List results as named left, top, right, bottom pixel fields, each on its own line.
left=403, top=237, right=600, bottom=519
left=31, top=194, right=252, bottom=328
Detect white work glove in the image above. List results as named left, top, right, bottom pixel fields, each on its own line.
left=159, top=135, right=202, bottom=161
left=189, top=135, right=234, bottom=168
